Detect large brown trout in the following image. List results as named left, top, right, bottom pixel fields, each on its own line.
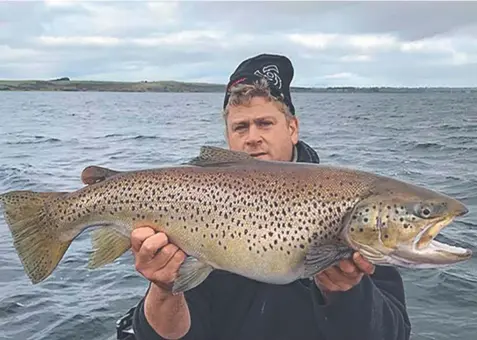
left=0, top=146, right=472, bottom=294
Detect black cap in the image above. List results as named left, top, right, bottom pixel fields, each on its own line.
left=223, top=53, right=295, bottom=115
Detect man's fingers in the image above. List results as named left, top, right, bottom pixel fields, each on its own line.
left=352, top=252, right=375, bottom=275
left=315, top=271, right=342, bottom=292
left=161, top=250, right=187, bottom=278
left=131, top=227, right=157, bottom=253
left=151, top=250, right=187, bottom=284
left=339, top=259, right=359, bottom=277
left=135, top=232, right=169, bottom=264
left=148, top=243, right=180, bottom=270
left=129, top=227, right=188, bottom=290
left=324, top=266, right=362, bottom=291
left=169, top=249, right=187, bottom=268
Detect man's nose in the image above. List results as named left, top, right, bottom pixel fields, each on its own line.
left=245, top=125, right=262, bottom=145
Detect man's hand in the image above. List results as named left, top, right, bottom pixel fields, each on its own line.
left=132, top=227, right=192, bottom=339
left=131, top=226, right=187, bottom=292
left=314, top=252, right=375, bottom=294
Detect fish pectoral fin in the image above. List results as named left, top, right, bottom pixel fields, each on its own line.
left=88, top=227, right=131, bottom=269
left=303, top=244, right=354, bottom=278
left=172, top=256, right=214, bottom=294
left=81, top=166, right=122, bottom=185
left=185, top=145, right=260, bottom=167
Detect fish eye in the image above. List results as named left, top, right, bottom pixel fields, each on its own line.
left=414, top=204, right=433, bottom=219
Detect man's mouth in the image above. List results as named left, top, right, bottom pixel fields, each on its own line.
left=250, top=152, right=267, bottom=158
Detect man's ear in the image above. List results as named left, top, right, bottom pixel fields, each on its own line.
left=289, top=116, right=299, bottom=145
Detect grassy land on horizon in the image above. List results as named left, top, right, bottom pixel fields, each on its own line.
left=0, top=79, right=475, bottom=93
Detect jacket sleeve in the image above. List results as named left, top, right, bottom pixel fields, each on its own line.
left=310, top=266, right=412, bottom=340
left=132, top=282, right=212, bottom=340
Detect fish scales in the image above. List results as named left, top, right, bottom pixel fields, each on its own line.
left=0, top=146, right=471, bottom=293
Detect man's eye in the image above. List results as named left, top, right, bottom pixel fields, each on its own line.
left=234, top=125, right=246, bottom=131
left=259, top=121, right=272, bottom=127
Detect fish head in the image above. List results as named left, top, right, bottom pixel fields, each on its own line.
left=341, top=179, right=472, bottom=268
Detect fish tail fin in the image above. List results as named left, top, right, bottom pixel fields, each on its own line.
left=0, top=190, right=73, bottom=284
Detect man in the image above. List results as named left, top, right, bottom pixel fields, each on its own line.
left=130, top=54, right=412, bottom=340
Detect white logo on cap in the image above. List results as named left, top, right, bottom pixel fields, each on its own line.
left=254, top=64, right=282, bottom=89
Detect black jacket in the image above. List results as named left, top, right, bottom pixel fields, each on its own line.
left=132, top=141, right=412, bottom=340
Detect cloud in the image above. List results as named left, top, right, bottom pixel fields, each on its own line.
left=0, top=1, right=476, bottom=87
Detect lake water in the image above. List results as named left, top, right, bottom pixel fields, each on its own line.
left=0, top=91, right=476, bottom=340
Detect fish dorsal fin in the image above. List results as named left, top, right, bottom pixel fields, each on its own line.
left=81, top=166, right=122, bottom=185
left=186, top=146, right=258, bottom=167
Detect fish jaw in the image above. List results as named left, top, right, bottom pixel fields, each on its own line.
left=386, top=212, right=472, bottom=267
left=381, top=239, right=472, bottom=268
left=413, top=208, right=468, bottom=250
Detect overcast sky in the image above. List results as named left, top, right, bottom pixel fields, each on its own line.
left=0, top=1, right=476, bottom=87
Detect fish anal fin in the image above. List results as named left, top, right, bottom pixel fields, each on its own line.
left=88, top=227, right=131, bottom=269
left=186, top=146, right=259, bottom=167
left=172, top=256, right=214, bottom=294
left=303, top=244, right=354, bottom=278
left=81, top=166, right=122, bottom=185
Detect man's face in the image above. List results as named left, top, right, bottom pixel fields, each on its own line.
left=225, top=96, right=299, bottom=161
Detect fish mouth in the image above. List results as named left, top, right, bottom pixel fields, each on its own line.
left=426, top=239, right=472, bottom=260
left=413, top=215, right=455, bottom=251
left=390, top=239, right=472, bottom=268
left=392, top=214, right=473, bottom=268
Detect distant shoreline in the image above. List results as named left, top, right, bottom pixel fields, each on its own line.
left=0, top=79, right=475, bottom=93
